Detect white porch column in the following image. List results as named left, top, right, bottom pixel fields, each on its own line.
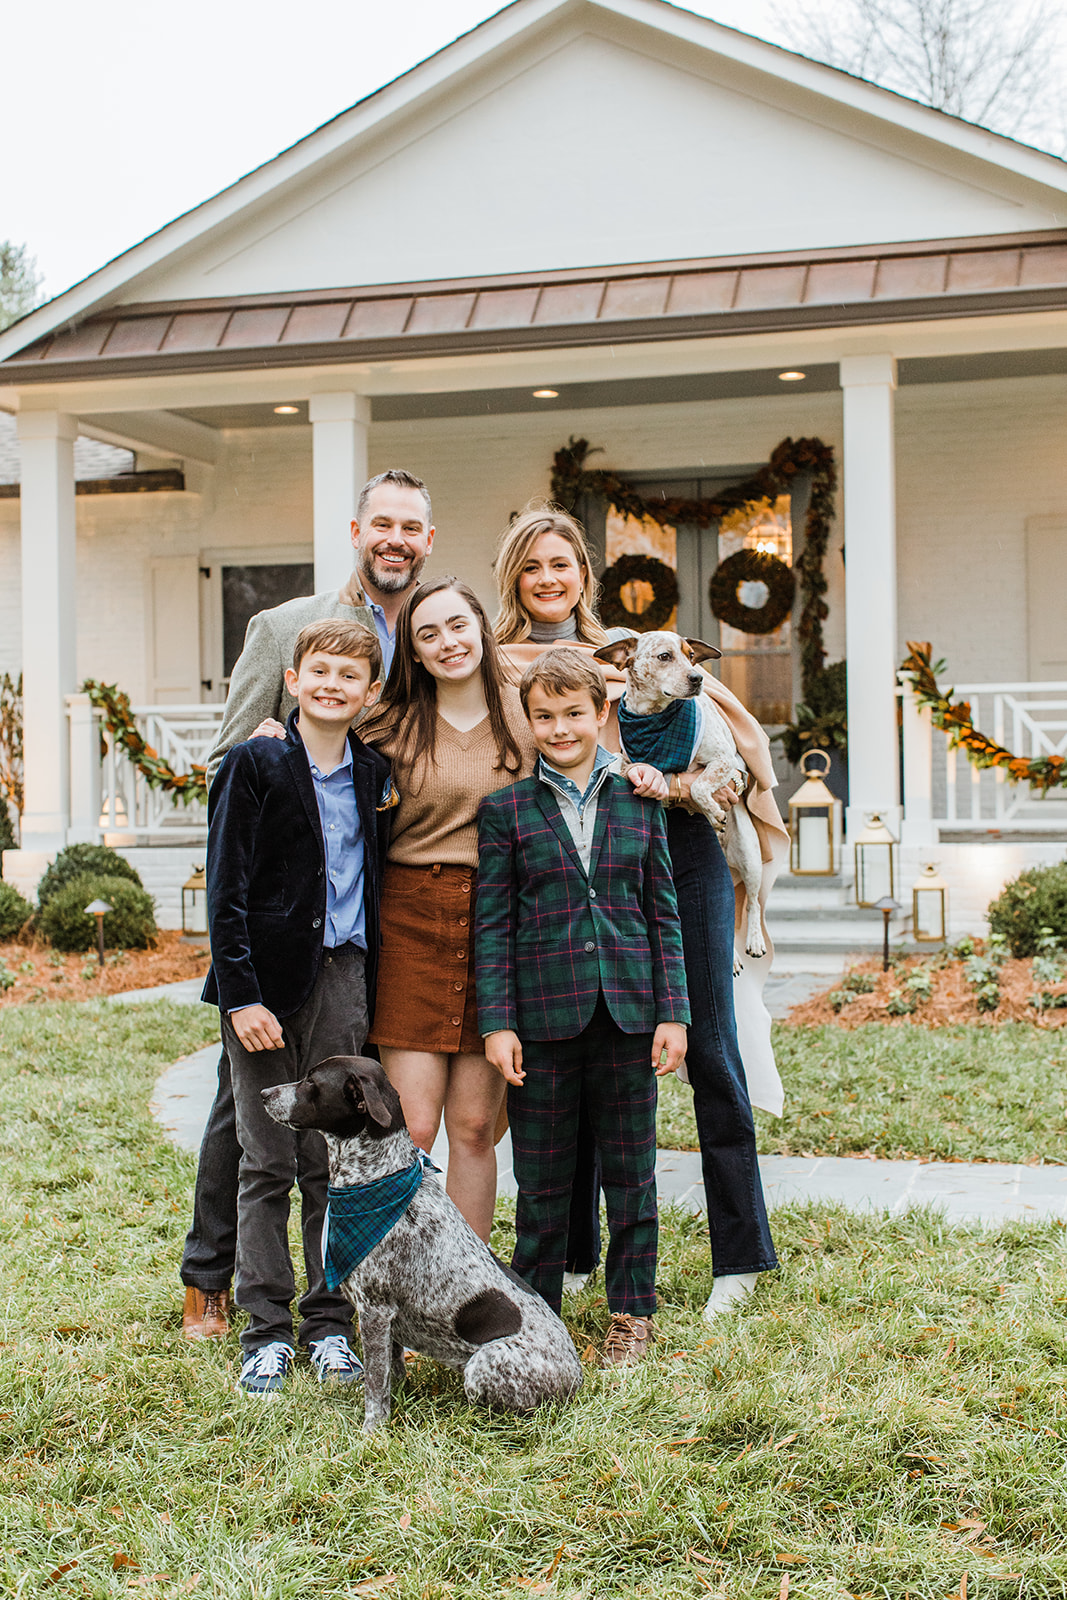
left=840, top=355, right=899, bottom=839
left=17, top=410, right=78, bottom=853
left=309, top=393, right=371, bottom=593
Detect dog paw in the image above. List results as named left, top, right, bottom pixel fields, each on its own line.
left=732, top=955, right=744, bottom=977
left=745, top=936, right=767, bottom=960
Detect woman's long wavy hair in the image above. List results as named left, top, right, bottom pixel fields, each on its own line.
left=493, top=501, right=608, bottom=646
left=373, top=576, right=524, bottom=773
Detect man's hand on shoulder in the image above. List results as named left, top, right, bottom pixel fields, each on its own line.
left=231, top=1004, right=285, bottom=1051
left=652, top=1022, right=687, bottom=1077
left=250, top=717, right=287, bottom=741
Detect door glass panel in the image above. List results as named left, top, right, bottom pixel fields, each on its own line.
left=222, top=563, right=314, bottom=678
left=716, top=495, right=793, bottom=725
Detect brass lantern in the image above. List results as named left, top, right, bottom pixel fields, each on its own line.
left=853, top=812, right=899, bottom=908
left=912, top=862, right=949, bottom=944
left=788, top=750, right=841, bottom=876
left=182, top=865, right=208, bottom=938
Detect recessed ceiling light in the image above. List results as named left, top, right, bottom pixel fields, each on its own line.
left=273, top=403, right=300, bottom=414
left=532, top=388, right=559, bottom=399
left=778, top=370, right=806, bottom=382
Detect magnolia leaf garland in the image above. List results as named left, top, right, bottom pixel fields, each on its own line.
left=900, top=643, right=1067, bottom=791
left=82, top=679, right=209, bottom=806
left=550, top=434, right=836, bottom=696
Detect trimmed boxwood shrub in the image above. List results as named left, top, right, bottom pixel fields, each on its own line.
left=986, top=860, right=1067, bottom=958
left=39, top=872, right=157, bottom=953
left=36, top=844, right=143, bottom=909
left=0, top=880, right=32, bottom=940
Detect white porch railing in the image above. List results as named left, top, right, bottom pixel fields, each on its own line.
left=67, top=694, right=223, bottom=842
left=899, top=678, right=1067, bottom=841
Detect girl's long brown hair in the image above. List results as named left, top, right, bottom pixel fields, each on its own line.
left=371, top=576, right=524, bottom=773
left=493, top=500, right=608, bottom=646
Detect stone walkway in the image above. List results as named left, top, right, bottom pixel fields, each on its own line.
left=137, top=976, right=1067, bottom=1228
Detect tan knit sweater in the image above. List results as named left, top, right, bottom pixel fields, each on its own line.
left=364, top=686, right=537, bottom=867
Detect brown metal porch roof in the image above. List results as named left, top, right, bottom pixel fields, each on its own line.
left=5, top=231, right=1067, bottom=383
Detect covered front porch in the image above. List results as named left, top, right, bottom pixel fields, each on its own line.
left=4, top=239, right=1067, bottom=931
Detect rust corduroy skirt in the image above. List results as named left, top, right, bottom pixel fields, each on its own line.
left=368, top=861, right=484, bottom=1055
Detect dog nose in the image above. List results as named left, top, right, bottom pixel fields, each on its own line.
left=688, top=672, right=703, bottom=688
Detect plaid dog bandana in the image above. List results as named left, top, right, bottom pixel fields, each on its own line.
left=617, top=694, right=702, bottom=774
left=323, top=1152, right=440, bottom=1290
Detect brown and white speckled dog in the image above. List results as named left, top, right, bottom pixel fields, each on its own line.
left=595, top=631, right=767, bottom=966
left=262, top=1055, right=583, bottom=1432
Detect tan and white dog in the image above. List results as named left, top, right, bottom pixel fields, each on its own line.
left=595, top=631, right=766, bottom=967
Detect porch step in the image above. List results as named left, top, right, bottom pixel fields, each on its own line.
left=764, top=869, right=909, bottom=959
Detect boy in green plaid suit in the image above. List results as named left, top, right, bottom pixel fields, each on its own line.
left=476, top=650, right=689, bottom=1366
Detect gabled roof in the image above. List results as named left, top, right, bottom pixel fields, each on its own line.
left=3, top=0, right=1067, bottom=367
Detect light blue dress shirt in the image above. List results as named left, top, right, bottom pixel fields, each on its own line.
left=307, top=743, right=366, bottom=951
left=367, top=601, right=396, bottom=676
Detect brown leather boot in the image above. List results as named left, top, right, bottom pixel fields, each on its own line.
left=182, top=1287, right=231, bottom=1340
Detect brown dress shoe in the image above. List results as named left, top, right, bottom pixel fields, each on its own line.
left=182, top=1287, right=231, bottom=1341
left=600, top=1312, right=653, bottom=1368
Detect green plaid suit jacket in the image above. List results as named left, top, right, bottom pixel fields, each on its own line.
left=475, top=773, right=690, bottom=1041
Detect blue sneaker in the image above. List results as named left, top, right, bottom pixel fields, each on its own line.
left=239, top=1341, right=294, bottom=1396
left=309, top=1334, right=363, bottom=1387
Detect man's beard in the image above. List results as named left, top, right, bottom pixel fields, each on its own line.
left=357, top=545, right=427, bottom=597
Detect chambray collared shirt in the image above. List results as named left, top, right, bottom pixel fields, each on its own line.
left=367, top=601, right=396, bottom=676
left=307, top=743, right=366, bottom=951
left=536, top=744, right=616, bottom=876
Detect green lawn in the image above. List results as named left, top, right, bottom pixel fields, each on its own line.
left=657, top=1022, right=1067, bottom=1164
left=4, top=1002, right=1067, bottom=1597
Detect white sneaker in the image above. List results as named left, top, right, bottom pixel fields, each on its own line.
left=702, top=1272, right=758, bottom=1324
left=239, top=1340, right=295, bottom=1396
left=562, top=1271, right=591, bottom=1295
left=309, top=1334, right=363, bottom=1386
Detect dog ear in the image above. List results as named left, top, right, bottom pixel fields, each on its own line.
left=682, top=636, right=722, bottom=664
left=344, top=1064, right=396, bottom=1128
left=593, top=637, right=638, bottom=669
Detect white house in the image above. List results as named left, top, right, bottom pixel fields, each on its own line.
left=2, top=0, right=1066, bottom=933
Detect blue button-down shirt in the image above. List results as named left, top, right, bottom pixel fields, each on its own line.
left=307, top=743, right=366, bottom=951
left=367, top=601, right=396, bottom=676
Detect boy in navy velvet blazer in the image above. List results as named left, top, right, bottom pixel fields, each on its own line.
left=203, top=618, right=392, bottom=1395
left=476, top=650, right=689, bottom=1369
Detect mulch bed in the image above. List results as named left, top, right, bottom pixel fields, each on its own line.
left=0, top=931, right=211, bottom=1009
left=788, top=953, right=1067, bottom=1029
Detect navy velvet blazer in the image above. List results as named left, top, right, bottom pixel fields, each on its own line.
left=201, top=712, right=392, bottom=1021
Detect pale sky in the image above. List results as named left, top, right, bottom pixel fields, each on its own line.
left=3, top=0, right=783, bottom=301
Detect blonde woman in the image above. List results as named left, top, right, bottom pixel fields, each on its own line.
left=494, top=501, right=785, bottom=1321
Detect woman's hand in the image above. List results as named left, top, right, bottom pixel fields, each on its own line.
left=626, top=762, right=669, bottom=801
left=672, top=769, right=742, bottom=815
left=652, top=1022, right=687, bottom=1077
left=485, top=1030, right=525, bottom=1086
left=250, top=717, right=287, bottom=740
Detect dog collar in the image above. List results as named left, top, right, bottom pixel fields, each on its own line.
left=323, top=1151, right=440, bottom=1289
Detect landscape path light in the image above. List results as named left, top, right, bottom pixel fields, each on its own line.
left=872, top=895, right=902, bottom=972
left=84, top=897, right=112, bottom=967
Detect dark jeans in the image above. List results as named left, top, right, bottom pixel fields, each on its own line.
left=566, top=809, right=777, bottom=1279
left=224, top=945, right=367, bottom=1353
left=664, top=808, right=777, bottom=1275
left=510, top=998, right=658, bottom=1317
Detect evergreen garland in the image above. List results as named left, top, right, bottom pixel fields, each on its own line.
left=82, top=680, right=209, bottom=806
left=550, top=435, right=836, bottom=698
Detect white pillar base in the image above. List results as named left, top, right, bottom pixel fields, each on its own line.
left=1, top=849, right=54, bottom=905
